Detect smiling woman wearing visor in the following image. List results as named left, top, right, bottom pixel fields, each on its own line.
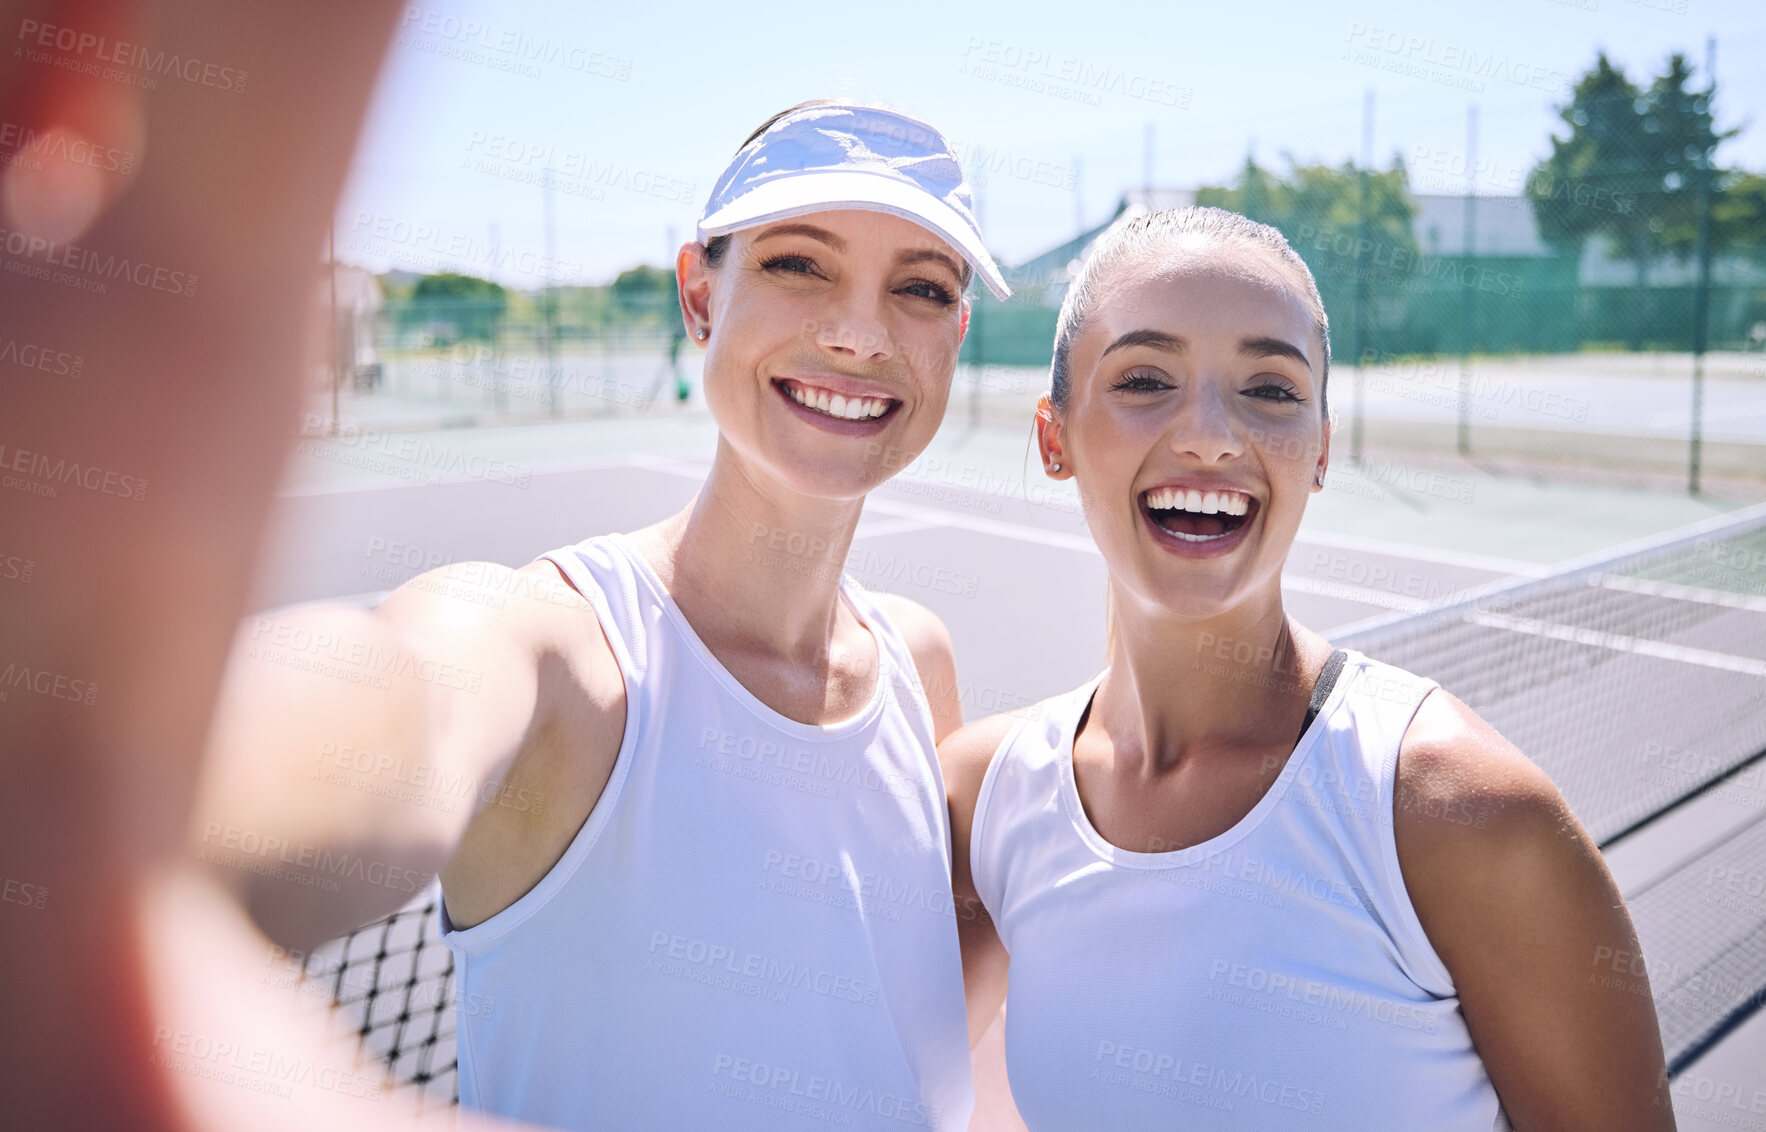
left=194, top=100, right=1010, bottom=1131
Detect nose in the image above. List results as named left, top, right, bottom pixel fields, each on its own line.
left=807, top=287, right=894, bottom=363
left=1166, top=379, right=1243, bottom=465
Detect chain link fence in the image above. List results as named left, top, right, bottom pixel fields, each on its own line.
left=956, top=60, right=1766, bottom=495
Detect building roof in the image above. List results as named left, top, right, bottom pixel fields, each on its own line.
left=1120, top=188, right=1199, bottom=214
left=1411, top=193, right=1552, bottom=257
left=1004, top=187, right=1766, bottom=305
left=1005, top=189, right=1201, bottom=302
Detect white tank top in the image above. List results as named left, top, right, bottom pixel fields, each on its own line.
left=972, top=650, right=1508, bottom=1131
left=439, top=532, right=973, bottom=1131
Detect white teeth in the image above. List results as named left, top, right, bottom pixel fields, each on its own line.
left=785, top=382, right=892, bottom=420
left=1144, top=487, right=1252, bottom=515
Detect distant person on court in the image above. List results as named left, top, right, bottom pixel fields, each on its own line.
left=941, top=207, right=1675, bottom=1130
left=192, top=99, right=1006, bottom=1130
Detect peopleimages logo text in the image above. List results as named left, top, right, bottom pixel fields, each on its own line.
left=0, top=227, right=198, bottom=297
left=16, top=19, right=248, bottom=92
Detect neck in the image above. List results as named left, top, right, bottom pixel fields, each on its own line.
left=1090, top=583, right=1324, bottom=777
left=645, top=437, right=866, bottom=662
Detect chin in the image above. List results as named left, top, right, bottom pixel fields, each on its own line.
left=771, top=451, right=884, bottom=503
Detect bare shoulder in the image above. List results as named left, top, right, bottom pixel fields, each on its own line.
left=866, top=591, right=955, bottom=670
left=376, top=558, right=611, bottom=680
left=375, top=557, right=590, bottom=641
left=1395, top=687, right=1580, bottom=862
left=372, top=556, right=625, bottom=792
left=866, top=591, right=963, bottom=742
left=1393, top=687, right=1611, bottom=967
left=940, top=712, right=1024, bottom=821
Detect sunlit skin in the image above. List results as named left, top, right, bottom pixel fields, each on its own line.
left=688, top=210, right=970, bottom=505
left=1049, top=246, right=1327, bottom=676
left=435, top=208, right=975, bottom=929
left=140, top=192, right=977, bottom=1128
left=944, top=240, right=1676, bottom=1130
left=2, top=6, right=990, bottom=1124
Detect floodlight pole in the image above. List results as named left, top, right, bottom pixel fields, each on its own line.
left=1689, top=37, right=1716, bottom=496
left=1351, top=90, right=1373, bottom=466
left=543, top=165, right=559, bottom=417
left=1458, top=105, right=1478, bottom=457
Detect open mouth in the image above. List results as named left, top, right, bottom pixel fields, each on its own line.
left=775, top=377, right=900, bottom=424
left=1141, top=485, right=1257, bottom=544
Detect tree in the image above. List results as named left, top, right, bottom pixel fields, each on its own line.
left=405, top=272, right=508, bottom=344
left=1198, top=156, right=1419, bottom=355
left=610, top=264, right=679, bottom=326
left=1527, top=53, right=1736, bottom=345
left=1708, top=172, right=1766, bottom=255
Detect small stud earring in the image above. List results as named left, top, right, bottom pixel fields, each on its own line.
left=695, top=328, right=708, bottom=341
left=1051, top=461, right=1062, bottom=472
left=1314, top=470, right=1325, bottom=487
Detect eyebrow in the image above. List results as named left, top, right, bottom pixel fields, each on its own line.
left=1099, top=329, right=1311, bottom=371
left=753, top=223, right=846, bottom=251
left=756, top=224, right=967, bottom=284
left=1237, top=335, right=1311, bottom=369
left=1099, top=329, right=1187, bottom=359
left=898, top=247, right=967, bottom=282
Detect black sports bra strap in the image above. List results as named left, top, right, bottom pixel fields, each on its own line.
left=1296, top=649, right=1350, bottom=744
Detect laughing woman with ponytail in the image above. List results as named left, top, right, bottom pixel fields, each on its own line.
left=943, top=207, right=1674, bottom=1131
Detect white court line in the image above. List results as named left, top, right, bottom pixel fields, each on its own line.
left=855, top=498, right=1472, bottom=617
left=1461, top=610, right=1766, bottom=678
left=625, top=452, right=1107, bottom=553
left=623, top=452, right=711, bottom=478
left=609, top=454, right=1524, bottom=617
left=332, top=448, right=1531, bottom=585
left=279, top=450, right=645, bottom=498
left=853, top=517, right=940, bottom=540
left=1279, top=575, right=1433, bottom=614
left=863, top=497, right=1101, bottom=553
left=1290, top=528, right=1548, bottom=577
left=1593, top=573, right=1766, bottom=615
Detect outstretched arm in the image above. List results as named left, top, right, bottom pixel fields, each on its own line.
left=191, top=559, right=609, bottom=949
left=0, top=1, right=545, bottom=1127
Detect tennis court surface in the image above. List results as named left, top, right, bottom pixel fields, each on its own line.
left=250, top=413, right=1766, bottom=1127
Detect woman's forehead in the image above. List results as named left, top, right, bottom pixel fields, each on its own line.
left=740, top=209, right=964, bottom=261
left=1089, top=252, right=1316, bottom=344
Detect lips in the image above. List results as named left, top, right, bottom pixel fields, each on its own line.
left=778, top=377, right=897, bottom=421
left=1139, top=483, right=1259, bottom=555
left=772, top=376, right=902, bottom=435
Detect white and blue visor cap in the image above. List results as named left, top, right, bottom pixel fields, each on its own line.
left=696, top=104, right=1011, bottom=302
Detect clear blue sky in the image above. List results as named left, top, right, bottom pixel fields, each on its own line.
left=336, top=0, right=1766, bottom=288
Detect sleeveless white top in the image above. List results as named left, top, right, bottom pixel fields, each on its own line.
left=972, top=651, right=1507, bottom=1131
left=439, top=533, right=973, bottom=1131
